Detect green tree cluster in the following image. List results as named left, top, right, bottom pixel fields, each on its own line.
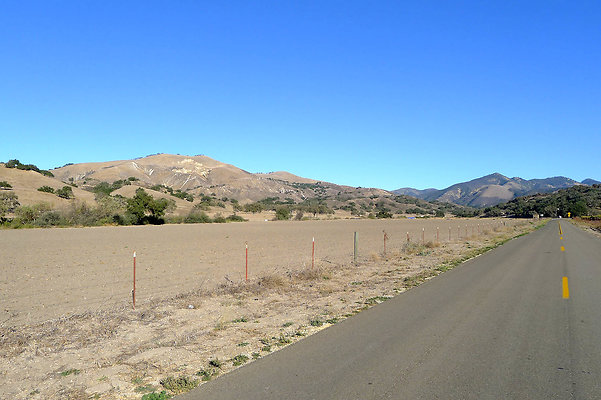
left=483, top=185, right=601, bottom=218
left=4, top=159, right=54, bottom=177
left=126, top=188, right=172, bottom=224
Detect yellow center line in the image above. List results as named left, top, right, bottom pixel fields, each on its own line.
left=561, top=246, right=565, bottom=252
left=562, top=277, right=570, bottom=299
left=558, top=222, right=563, bottom=235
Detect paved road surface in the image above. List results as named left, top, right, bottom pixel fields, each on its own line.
left=179, top=220, right=601, bottom=399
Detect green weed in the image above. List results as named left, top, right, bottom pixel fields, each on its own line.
left=231, top=354, right=249, bottom=366
left=60, top=369, right=81, bottom=377
left=160, top=376, right=199, bottom=394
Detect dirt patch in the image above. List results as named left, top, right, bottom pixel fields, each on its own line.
left=0, top=219, right=538, bottom=399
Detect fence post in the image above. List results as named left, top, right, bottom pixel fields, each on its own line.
left=312, top=237, right=315, bottom=269
left=245, top=242, right=248, bottom=281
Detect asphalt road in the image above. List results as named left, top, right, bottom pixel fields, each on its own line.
left=179, top=220, right=601, bottom=399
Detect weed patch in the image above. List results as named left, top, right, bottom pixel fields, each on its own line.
left=195, top=368, right=219, bottom=382
left=60, top=368, right=81, bottom=377
left=160, top=376, right=199, bottom=394
left=142, top=391, right=171, bottom=400
left=231, top=354, right=249, bottom=366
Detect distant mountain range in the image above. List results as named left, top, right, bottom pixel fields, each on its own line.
left=4, top=153, right=598, bottom=211
left=394, top=173, right=600, bottom=208
left=2, top=154, right=469, bottom=218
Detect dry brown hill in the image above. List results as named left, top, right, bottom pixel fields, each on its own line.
left=52, top=153, right=389, bottom=203
left=0, top=165, right=96, bottom=209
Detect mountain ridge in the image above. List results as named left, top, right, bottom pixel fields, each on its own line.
left=5, top=154, right=597, bottom=210
left=393, top=173, right=594, bottom=207
left=51, top=153, right=390, bottom=203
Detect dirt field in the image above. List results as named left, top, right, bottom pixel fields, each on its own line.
left=0, top=218, right=537, bottom=400
left=1, top=218, right=516, bottom=327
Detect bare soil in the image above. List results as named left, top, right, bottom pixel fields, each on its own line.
left=0, top=218, right=536, bottom=399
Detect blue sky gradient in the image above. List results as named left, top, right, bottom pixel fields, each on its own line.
left=1, top=1, right=599, bottom=190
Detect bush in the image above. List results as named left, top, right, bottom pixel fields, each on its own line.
left=184, top=212, right=212, bottom=224
left=275, top=206, right=291, bottom=220
left=126, top=188, right=170, bottom=225
left=375, top=210, right=393, bottom=219
left=243, top=202, right=264, bottom=213
left=56, top=186, right=74, bottom=199
left=213, top=213, right=227, bottom=223
left=91, top=180, right=134, bottom=195
left=34, top=211, right=64, bottom=227
left=0, top=192, right=20, bottom=219
left=172, top=190, right=194, bottom=202
left=226, top=214, right=246, bottom=222
left=37, top=186, right=55, bottom=194
left=0, top=181, right=12, bottom=189
left=14, top=203, right=52, bottom=225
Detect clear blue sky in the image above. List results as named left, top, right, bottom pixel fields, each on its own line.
left=1, top=1, right=599, bottom=190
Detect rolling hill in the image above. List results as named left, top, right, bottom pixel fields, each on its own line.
left=51, top=153, right=390, bottom=203
left=3, top=155, right=477, bottom=222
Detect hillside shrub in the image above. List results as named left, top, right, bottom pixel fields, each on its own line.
left=0, top=192, right=20, bottom=220
left=226, top=214, right=246, bottom=222
left=14, top=203, right=52, bottom=225
left=91, top=180, right=134, bottom=195
left=243, top=202, right=264, bottom=213
left=375, top=209, right=393, bottom=219
left=0, top=181, right=12, bottom=189
left=56, top=186, right=74, bottom=199
left=37, top=186, right=55, bottom=194
left=126, top=188, right=171, bottom=225
left=4, top=159, right=54, bottom=177
left=184, top=212, right=212, bottom=224
left=213, top=213, right=227, bottom=223
left=275, top=206, right=291, bottom=220
left=34, top=211, right=65, bottom=227
left=172, top=190, right=194, bottom=202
